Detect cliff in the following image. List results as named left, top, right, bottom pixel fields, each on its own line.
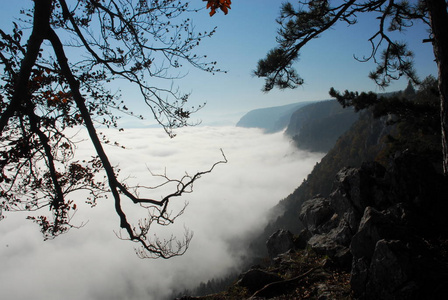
left=182, top=154, right=448, bottom=299
left=299, top=154, right=448, bottom=299
left=236, top=101, right=314, bottom=133
left=236, top=100, right=359, bottom=153
left=285, top=100, right=359, bottom=152
left=179, top=80, right=447, bottom=299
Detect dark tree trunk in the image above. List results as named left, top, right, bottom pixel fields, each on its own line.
left=426, top=0, right=448, bottom=174
left=0, top=0, right=53, bottom=133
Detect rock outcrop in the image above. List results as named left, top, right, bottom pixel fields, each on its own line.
left=299, top=152, right=448, bottom=299
left=266, top=229, right=295, bottom=260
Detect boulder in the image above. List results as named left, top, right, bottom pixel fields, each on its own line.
left=266, top=229, right=295, bottom=260
left=332, top=162, right=390, bottom=220
left=307, top=233, right=352, bottom=270
left=350, top=206, right=393, bottom=260
left=349, top=203, right=448, bottom=299
left=296, top=229, right=312, bottom=249
left=365, top=239, right=413, bottom=299
left=299, top=197, right=335, bottom=234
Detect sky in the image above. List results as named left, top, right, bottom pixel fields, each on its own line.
left=0, top=126, right=324, bottom=300
left=0, top=0, right=439, bottom=126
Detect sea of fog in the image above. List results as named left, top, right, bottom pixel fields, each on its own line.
left=0, top=126, right=324, bottom=300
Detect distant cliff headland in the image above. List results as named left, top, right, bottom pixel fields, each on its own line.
left=236, top=101, right=314, bottom=134
left=237, top=99, right=359, bottom=153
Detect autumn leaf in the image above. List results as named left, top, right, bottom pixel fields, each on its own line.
left=203, top=0, right=231, bottom=16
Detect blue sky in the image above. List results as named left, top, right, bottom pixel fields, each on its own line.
left=183, top=1, right=437, bottom=124
left=1, top=1, right=438, bottom=126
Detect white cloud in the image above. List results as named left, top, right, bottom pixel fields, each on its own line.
left=0, top=126, right=323, bottom=300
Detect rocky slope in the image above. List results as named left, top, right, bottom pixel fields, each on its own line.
left=248, top=110, right=393, bottom=254
left=178, top=152, right=448, bottom=299
left=178, top=81, right=448, bottom=299
left=299, top=153, right=448, bottom=299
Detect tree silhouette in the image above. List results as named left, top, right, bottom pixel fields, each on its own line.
left=0, top=0, right=227, bottom=259
left=255, top=0, right=448, bottom=174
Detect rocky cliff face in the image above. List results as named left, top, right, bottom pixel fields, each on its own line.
left=182, top=152, right=448, bottom=299
left=239, top=100, right=447, bottom=299
left=180, top=85, right=444, bottom=299
left=285, top=100, right=359, bottom=152
left=249, top=110, right=393, bottom=254
left=299, top=152, right=448, bottom=299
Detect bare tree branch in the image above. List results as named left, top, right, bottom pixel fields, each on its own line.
left=1, top=0, right=226, bottom=258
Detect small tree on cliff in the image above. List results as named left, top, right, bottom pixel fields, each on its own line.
left=254, top=0, right=448, bottom=174
left=0, top=0, right=227, bottom=259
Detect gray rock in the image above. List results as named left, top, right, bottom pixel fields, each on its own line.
left=327, top=218, right=354, bottom=246
left=308, top=234, right=341, bottom=256
left=365, top=239, right=412, bottom=299
left=332, top=162, right=389, bottom=221
left=299, top=197, right=335, bottom=234
left=327, top=190, right=360, bottom=234
left=350, top=206, right=392, bottom=260
left=296, top=229, right=312, bottom=249
left=266, top=229, right=295, bottom=260
left=295, top=154, right=448, bottom=299
left=307, top=234, right=352, bottom=269
left=350, top=257, right=370, bottom=297
left=350, top=206, right=421, bottom=299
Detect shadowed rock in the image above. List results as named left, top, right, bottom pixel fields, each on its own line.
left=266, top=229, right=295, bottom=260
left=237, top=269, right=283, bottom=293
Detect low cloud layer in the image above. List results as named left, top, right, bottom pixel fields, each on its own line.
left=0, top=126, right=323, bottom=300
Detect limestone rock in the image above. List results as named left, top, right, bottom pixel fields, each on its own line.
left=365, top=239, right=413, bottom=299
left=350, top=206, right=392, bottom=260
left=266, top=229, right=295, bottom=260
left=299, top=197, right=335, bottom=234
left=296, top=229, right=312, bottom=249
left=298, top=153, right=448, bottom=299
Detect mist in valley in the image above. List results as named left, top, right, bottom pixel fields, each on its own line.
left=0, top=126, right=323, bottom=300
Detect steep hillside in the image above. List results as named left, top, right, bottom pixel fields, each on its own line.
left=236, top=101, right=314, bottom=133
left=178, top=108, right=397, bottom=298
left=248, top=110, right=393, bottom=258
left=179, top=79, right=447, bottom=299
left=285, top=100, right=359, bottom=152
